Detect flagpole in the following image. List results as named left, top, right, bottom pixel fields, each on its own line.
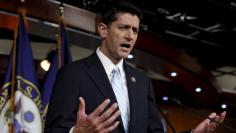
left=58, top=3, right=64, bottom=69
left=9, top=1, right=26, bottom=132
left=42, top=3, right=65, bottom=120
left=9, top=20, right=17, bottom=133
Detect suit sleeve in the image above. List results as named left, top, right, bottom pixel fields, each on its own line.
left=44, top=65, right=79, bottom=133
left=147, top=79, right=165, bottom=133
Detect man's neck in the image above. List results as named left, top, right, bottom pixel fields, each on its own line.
left=98, top=47, right=122, bottom=65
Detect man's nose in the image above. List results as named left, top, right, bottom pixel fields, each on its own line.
left=125, top=29, right=134, bottom=41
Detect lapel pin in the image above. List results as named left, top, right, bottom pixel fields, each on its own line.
left=131, top=76, right=136, bottom=83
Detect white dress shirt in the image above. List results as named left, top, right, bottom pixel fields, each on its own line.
left=69, top=47, right=130, bottom=133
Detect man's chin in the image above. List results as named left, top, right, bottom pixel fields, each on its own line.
left=119, top=51, right=131, bottom=59
left=121, top=54, right=129, bottom=59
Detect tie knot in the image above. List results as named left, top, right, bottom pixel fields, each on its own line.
left=112, top=66, right=120, bottom=74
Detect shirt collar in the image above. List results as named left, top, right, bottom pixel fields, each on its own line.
left=96, top=47, right=124, bottom=76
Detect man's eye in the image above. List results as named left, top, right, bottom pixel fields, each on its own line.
left=119, top=26, right=127, bottom=30
left=133, top=29, right=138, bottom=34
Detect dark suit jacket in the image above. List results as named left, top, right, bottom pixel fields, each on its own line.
left=44, top=52, right=164, bottom=133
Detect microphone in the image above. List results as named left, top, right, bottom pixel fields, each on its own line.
left=170, top=98, right=236, bottom=133
left=156, top=105, right=176, bottom=133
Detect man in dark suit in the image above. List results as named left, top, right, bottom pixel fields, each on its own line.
left=44, top=2, right=226, bottom=133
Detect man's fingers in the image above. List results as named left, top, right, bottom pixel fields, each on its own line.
left=219, top=111, right=226, bottom=123
left=102, top=121, right=120, bottom=133
left=94, top=105, right=121, bottom=131
left=78, top=97, right=86, bottom=116
left=89, top=99, right=111, bottom=119
left=101, top=109, right=121, bottom=128
left=209, top=116, right=219, bottom=129
left=75, top=99, right=120, bottom=133
left=203, top=112, right=217, bottom=124
left=209, top=111, right=226, bottom=124
left=85, top=100, right=120, bottom=132
left=209, top=111, right=226, bottom=130
left=74, top=97, right=89, bottom=132
left=89, top=109, right=121, bottom=132
left=208, top=112, right=217, bottom=120
left=99, top=103, right=119, bottom=122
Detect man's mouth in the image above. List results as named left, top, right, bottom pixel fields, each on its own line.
left=121, top=43, right=131, bottom=48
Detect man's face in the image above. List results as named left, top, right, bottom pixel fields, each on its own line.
left=99, top=13, right=140, bottom=64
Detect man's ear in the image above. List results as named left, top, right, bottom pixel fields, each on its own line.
left=97, top=23, right=107, bottom=39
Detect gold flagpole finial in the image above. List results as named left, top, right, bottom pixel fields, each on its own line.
left=59, top=3, right=64, bottom=17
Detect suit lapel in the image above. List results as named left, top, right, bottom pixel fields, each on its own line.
left=85, top=53, right=125, bottom=132
left=86, top=54, right=140, bottom=132
left=85, top=53, right=118, bottom=103
left=124, top=63, right=139, bottom=132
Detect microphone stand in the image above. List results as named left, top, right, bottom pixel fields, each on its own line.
left=171, top=98, right=236, bottom=133
left=157, top=105, right=176, bottom=133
